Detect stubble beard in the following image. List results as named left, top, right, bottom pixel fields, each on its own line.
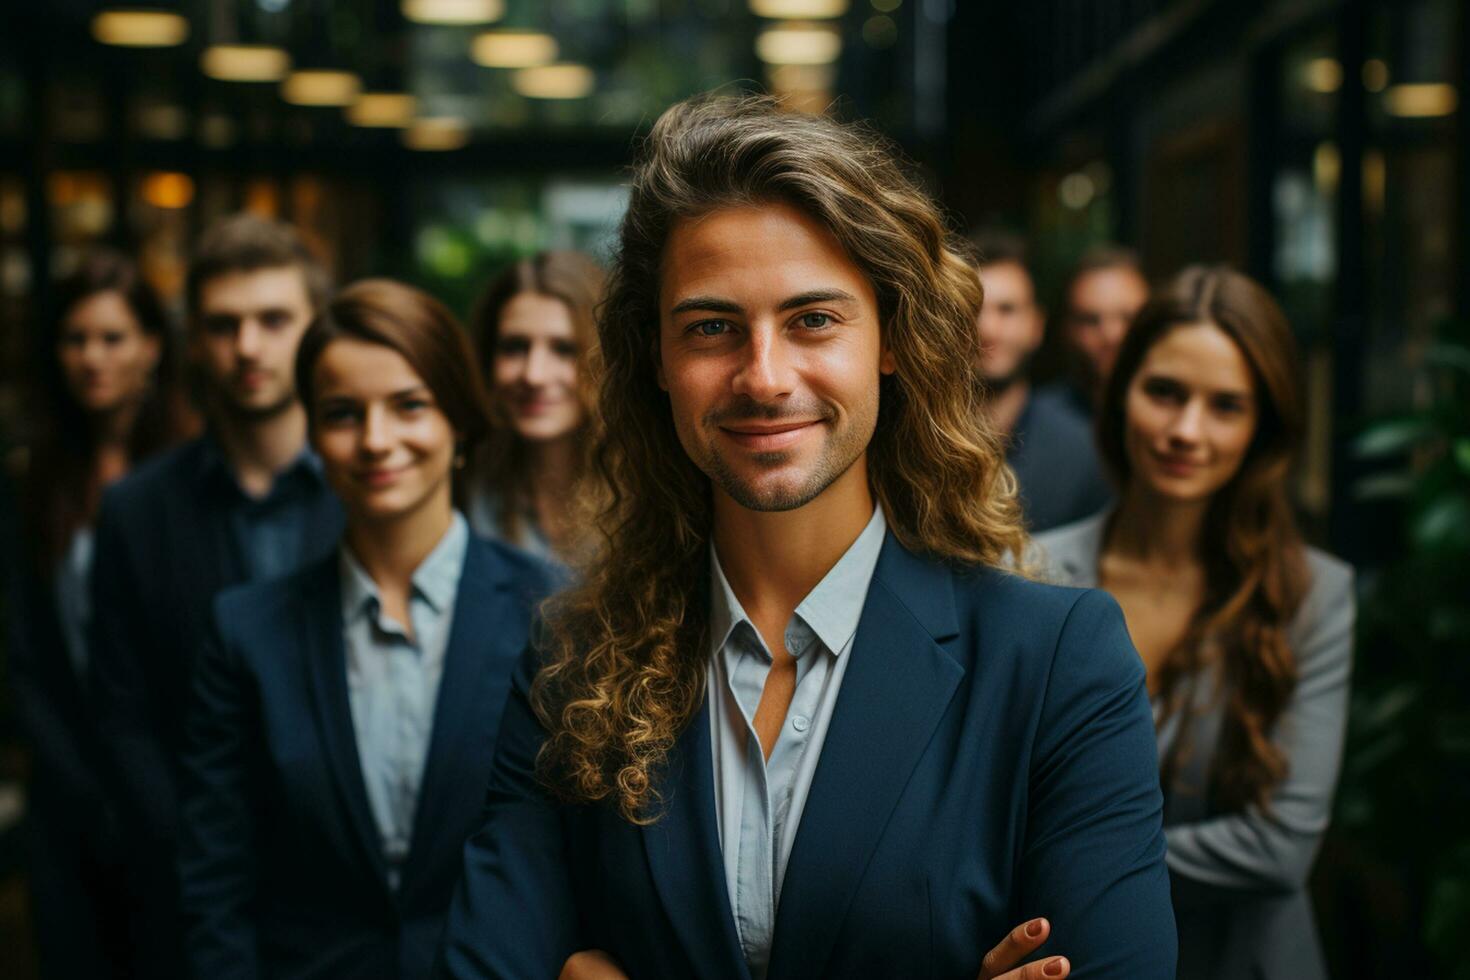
left=696, top=397, right=875, bottom=513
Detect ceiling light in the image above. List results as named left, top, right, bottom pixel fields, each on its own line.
left=756, top=23, right=842, bottom=65
left=201, top=45, right=292, bottom=82
left=401, top=0, right=503, bottom=25
left=404, top=117, right=470, bottom=151
left=347, top=93, right=417, bottom=127
left=282, top=70, right=362, bottom=106
left=749, top=0, right=848, bottom=16
left=92, top=10, right=190, bottom=47
left=1302, top=57, right=1342, bottom=94
left=471, top=30, right=558, bottom=68
left=513, top=63, right=595, bottom=99
left=140, top=172, right=195, bottom=210
left=1383, top=83, right=1457, bottom=118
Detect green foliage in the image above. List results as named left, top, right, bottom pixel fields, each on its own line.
left=1340, top=326, right=1470, bottom=973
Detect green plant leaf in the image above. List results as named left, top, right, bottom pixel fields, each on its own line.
left=1412, top=496, right=1470, bottom=550
left=1455, top=439, right=1470, bottom=476
left=1353, top=472, right=1415, bottom=500
left=1425, top=851, right=1470, bottom=972
left=1355, top=418, right=1433, bottom=458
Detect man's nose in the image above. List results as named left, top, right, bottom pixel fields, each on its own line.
left=730, top=324, right=793, bottom=402
left=235, top=319, right=263, bottom=358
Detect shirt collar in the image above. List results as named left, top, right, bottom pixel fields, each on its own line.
left=707, top=505, right=887, bottom=662
left=196, top=429, right=324, bottom=498
left=339, top=511, right=469, bottom=621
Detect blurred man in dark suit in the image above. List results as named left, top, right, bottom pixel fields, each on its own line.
left=972, top=231, right=1111, bottom=532
left=89, top=215, right=344, bottom=978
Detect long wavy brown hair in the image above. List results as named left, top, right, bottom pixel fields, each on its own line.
left=468, top=251, right=604, bottom=552
left=23, top=249, right=195, bottom=576
left=1098, top=264, right=1310, bottom=812
left=530, top=94, right=1027, bottom=823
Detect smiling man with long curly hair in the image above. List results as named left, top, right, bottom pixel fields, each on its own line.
left=437, top=95, right=1176, bottom=980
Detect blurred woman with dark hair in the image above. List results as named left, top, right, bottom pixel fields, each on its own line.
left=7, top=249, right=195, bottom=978
left=1035, top=265, right=1354, bottom=980
left=177, top=279, right=555, bottom=980
left=468, top=250, right=604, bottom=563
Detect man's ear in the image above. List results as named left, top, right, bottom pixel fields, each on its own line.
left=879, top=347, right=897, bottom=376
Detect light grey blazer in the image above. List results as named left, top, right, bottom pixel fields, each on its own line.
left=1033, top=512, right=1354, bottom=980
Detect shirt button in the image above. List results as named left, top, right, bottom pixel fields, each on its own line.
left=792, top=715, right=809, bottom=733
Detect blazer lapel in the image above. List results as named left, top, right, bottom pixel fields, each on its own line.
left=641, top=696, right=750, bottom=980
left=301, top=565, right=389, bottom=885
left=401, top=543, right=522, bottom=891
left=766, top=535, right=964, bottom=980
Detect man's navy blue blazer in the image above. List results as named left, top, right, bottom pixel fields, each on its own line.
left=89, top=436, right=345, bottom=845
left=179, top=535, right=555, bottom=980
left=437, top=531, right=1178, bottom=979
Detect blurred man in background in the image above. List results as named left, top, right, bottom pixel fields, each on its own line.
left=973, top=231, right=1111, bottom=532
left=88, top=215, right=344, bottom=977
left=1054, top=245, right=1149, bottom=417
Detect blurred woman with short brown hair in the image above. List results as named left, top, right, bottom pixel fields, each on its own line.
left=177, top=279, right=555, bottom=980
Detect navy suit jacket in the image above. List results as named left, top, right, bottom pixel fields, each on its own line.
left=178, top=535, right=555, bottom=980
left=438, top=531, right=1177, bottom=979
left=89, top=437, right=344, bottom=845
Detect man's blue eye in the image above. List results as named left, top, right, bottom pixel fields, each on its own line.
left=799, top=312, right=832, bottom=329
left=692, top=320, right=729, bottom=337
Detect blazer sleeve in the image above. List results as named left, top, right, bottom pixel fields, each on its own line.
left=1019, top=588, right=1177, bottom=979
left=1165, top=559, right=1355, bottom=902
left=6, top=540, right=104, bottom=808
left=435, top=639, right=581, bottom=978
left=177, top=595, right=262, bottom=980
left=88, top=492, right=178, bottom=842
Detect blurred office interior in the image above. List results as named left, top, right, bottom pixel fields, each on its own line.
left=1, top=0, right=1466, bottom=976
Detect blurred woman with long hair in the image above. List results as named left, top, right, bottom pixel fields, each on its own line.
left=467, top=250, right=604, bottom=564
left=8, top=249, right=194, bottom=978
left=1036, top=265, right=1355, bottom=980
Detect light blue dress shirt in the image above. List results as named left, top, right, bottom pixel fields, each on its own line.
left=466, top=488, right=556, bottom=564
left=339, top=512, right=469, bottom=889
left=53, top=526, right=95, bottom=677
left=707, top=505, right=887, bottom=980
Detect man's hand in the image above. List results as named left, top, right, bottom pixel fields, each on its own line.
left=977, top=918, right=1070, bottom=980
left=559, top=950, right=628, bottom=980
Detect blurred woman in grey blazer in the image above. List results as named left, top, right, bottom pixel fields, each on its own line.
left=1034, top=265, right=1354, bottom=980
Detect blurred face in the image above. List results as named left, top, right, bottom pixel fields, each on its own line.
left=57, top=290, right=161, bottom=414
left=310, top=338, right=457, bottom=525
left=658, top=201, right=894, bottom=513
left=1123, top=322, right=1258, bottom=503
left=1065, top=266, right=1149, bottom=384
left=491, top=292, right=584, bottom=443
left=975, top=261, right=1043, bottom=387
left=192, top=265, right=315, bottom=418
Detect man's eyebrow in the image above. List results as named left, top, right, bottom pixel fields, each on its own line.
left=669, top=296, right=743, bottom=316
left=777, top=288, right=858, bottom=311
left=668, top=289, right=860, bottom=317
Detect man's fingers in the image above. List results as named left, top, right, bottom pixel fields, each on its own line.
left=977, top=918, right=1051, bottom=980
